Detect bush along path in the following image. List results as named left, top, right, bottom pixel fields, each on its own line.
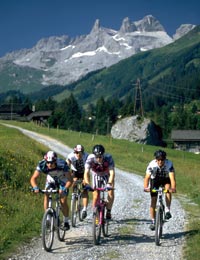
left=6, top=125, right=186, bottom=260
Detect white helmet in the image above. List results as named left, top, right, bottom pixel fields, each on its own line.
left=44, top=151, right=57, bottom=162
left=74, top=144, right=84, bottom=153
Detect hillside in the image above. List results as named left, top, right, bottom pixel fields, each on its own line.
left=53, top=25, right=200, bottom=107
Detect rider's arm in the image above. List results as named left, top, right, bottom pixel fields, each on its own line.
left=144, top=172, right=150, bottom=189
left=169, top=171, right=176, bottom=191
left=66, top=157, right=71, bottom=166
left=83, top=168, right=90, bottom=185
left=108, top=168, right=115, bottom=185
left=30, top=170, right=40, bottom=191
left=65, top=171, right=73, bottom=188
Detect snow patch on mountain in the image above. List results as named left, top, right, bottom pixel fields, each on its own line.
left=0, top=15, right=196, bottom=87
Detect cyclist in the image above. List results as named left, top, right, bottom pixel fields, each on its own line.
left=144, top=150, right=176, bottom=230
left=30, top=150, right=72, bottom=230
left=66, top=144, right=89, bottom=219
left=84, top=144, right=115, bottom=220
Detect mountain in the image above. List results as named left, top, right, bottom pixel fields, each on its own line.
left=0, top=15, right=195, bottom=94
left=54, top=25, right=200, bottom=108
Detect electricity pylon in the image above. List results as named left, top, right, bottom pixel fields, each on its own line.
left=133, top=78, right=144, bottom=117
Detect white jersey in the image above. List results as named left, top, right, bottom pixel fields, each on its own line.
left=146, top=159, right=175, bottom=179
left=67, top=151, right=88, bottom=176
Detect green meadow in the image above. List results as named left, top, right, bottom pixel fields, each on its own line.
left=0, top=121, right=200, bottom=259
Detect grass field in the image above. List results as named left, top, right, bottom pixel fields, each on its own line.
left=0, top=121, right=200, bottom=259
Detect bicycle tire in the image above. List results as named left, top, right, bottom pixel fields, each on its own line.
left=102, top=208, right=109, bottom=237
left=71, top=194, right=78, bottom=227
left=78, top=194, right=83, bottom=222
left=155, top=205, right=163, bottom=246
left=56, top=205, right=66, bottom=241
left=92, top=207, right=101, bottom=245
left=42, top=209, right=54, bottom=252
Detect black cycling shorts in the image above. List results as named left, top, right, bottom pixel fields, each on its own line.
left=150, top=177, right=171, bottom=197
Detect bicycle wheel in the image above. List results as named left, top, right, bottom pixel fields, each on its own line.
left=71, top=194, right=78, bottom=227
left=42, top=209, right=54, bottom=252
left=92, top=207, right=101, bottom=245
left=102, top=208, right=109, bottom=237
left=56, top=206, right=66, bottom=241
left=155, top=206, right=163, bottom=246
left=77, top=192, right=83, bottom=222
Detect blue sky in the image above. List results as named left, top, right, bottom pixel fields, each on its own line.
left=0, top=0, right=199, bottom=57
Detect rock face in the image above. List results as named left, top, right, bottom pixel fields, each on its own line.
left=111, top=115, right=164, bottom=146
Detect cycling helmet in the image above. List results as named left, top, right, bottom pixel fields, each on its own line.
left=44, top=151, right=57, bottom=162
left=154, top=150, right=166, bottom=160
left=92, top=144, right=105, bottom=157
left=74, top=144, right=84, bottom=153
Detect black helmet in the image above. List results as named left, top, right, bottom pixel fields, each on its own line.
left=154, top=150, right=166, bottom=160
left=92, top=144, right=105, bottom=157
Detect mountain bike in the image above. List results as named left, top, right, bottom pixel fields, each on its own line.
left=40, top=188, right=66, bottom=252
left=90, top=176, right=114, bottom=245
left=152, top=187, right=168, bottom=246
left=71, top=179, right=84, bottom=227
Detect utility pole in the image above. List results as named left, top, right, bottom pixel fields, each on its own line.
left=133, top=78, right=144, bottom=117
left=106, top=117, right=111, bottom=135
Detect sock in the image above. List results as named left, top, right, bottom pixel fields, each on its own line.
left=152, top=219, right=155, bottom=224
left=83, top=206, right=87, bottom=211
left=166, top=207, right=170, bottom=212
left=64, top=216, right=69, bottom=223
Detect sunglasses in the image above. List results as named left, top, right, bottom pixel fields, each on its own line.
left=95, top=155, right=103, bottom=158
left=74, top=151, right=82, bottom=154
left=157, top=158, right=165, bottom=161
left=47, top=161, right=54, bottom=164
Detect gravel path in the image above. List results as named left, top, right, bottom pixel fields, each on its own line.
left=5, top=124, right=186, bottom=260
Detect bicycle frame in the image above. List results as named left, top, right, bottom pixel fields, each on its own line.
left=92, top=175, right=114, bottom=245
left=95, top=187, right=107, bottom=225
left=71, top=179, right=84, bottom=226
left=40, top=188, right=66, bottom=251
left=152, top=186, right=166, bottom=246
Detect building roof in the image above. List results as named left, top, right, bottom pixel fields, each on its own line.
left=171, top=130, right=200, bottom=141
left=27, top=110, right=52, bottom=120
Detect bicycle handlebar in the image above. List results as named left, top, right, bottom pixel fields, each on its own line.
left=30, top=187, right=59, bottom=194
left=144, top=187, right=176, bottom=193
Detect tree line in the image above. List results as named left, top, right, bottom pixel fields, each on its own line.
left=2, top=91, right=200, bottom=143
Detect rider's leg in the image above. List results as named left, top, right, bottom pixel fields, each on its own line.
left=92, top=190, right=98, bottom=208
left=44, top=194, right=49, bottom=211
left=107, top=189, right=114, bottom=210
left=150, top=196, right=157, bottom=220
left=60, top=196, right=69, bottom=217
left=82, top=190, right=89, bottom=208
left=165, top=183, right=171, bottom=210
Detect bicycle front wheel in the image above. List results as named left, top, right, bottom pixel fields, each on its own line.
left=92, top=207, right=101, bottom=245
left=155, top=206, right=163, bottom=246
left=56, top=206, right=66, bottom=241
left=42, top=209, right=54, bottom=252
left=78, top=194, right=83, bottom=222
left=102, top=208, right=109, bottom=237
left=71, top=194, right=78, bottom=227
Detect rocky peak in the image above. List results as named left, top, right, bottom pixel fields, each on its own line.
left=173, top=24, right=196, bottom=40
left=134, top=15, right=165, bottom=32
left=34, top=35, right=71, bottom=51
left=119, top=17, right=137, bottom=33
left=90, top=19, right=101, bottom=34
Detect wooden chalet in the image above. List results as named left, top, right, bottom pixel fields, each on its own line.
left=171, top=130, right=200, bottom=153
left=27, top=110, right=52, bottom=125
left=0, top=104, right=32, bottom=120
